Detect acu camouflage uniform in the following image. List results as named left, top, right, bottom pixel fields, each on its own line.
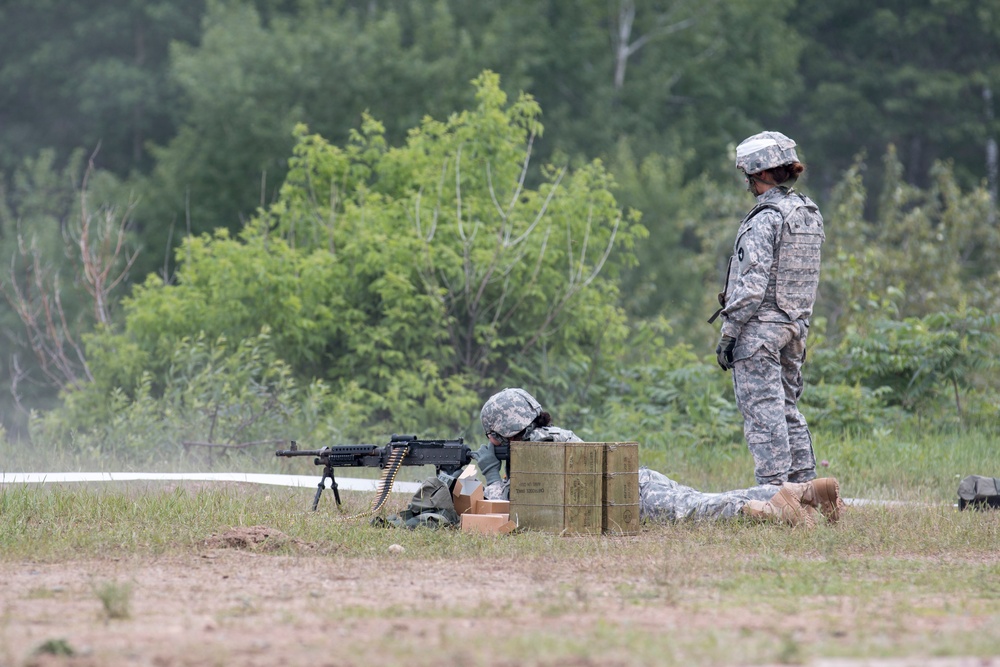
left=722, top=132, right=825, bottom=485
left=638, top=467, right=780, bottom=522
left=479, top=388, right=783, bottom=521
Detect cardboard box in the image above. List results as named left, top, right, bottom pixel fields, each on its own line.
left=452, top=476, right=484, bottom=515
left=509, top=442, right=604, bottom=535
left=460, top=513, right=516, bottom=535
left=603, top=442, right=640, bottom=535
left=474, top=498, right=510, bottom=514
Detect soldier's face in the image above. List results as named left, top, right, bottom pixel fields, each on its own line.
left=745, top=172, right=776, bottom=196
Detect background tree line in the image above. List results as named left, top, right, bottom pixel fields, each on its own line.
left=0, top=0, right=997, bottom=458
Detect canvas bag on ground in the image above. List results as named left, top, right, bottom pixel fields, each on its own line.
left=373, top=476, right=461, bottom=528
left=957, top=475, right=1000, bottom=510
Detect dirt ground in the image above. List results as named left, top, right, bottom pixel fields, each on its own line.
left=2, top=525, right=998, bottom=667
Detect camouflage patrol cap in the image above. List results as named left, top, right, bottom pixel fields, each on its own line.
left=735, top=131, right=799, bottom=174
left=480, top=388, right=543, bottom=438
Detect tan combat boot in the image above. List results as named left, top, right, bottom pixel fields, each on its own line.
left=741, top=486, right=815, bottom=527
left=783, top=478, right=845, bottom=523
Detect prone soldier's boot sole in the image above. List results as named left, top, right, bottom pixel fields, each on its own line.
left=782, top=478, right=845, bottom=524
left=809, top=478, right=844, bottom=524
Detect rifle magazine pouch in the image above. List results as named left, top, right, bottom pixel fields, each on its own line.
left=957, top=475, right=1000, bottom=510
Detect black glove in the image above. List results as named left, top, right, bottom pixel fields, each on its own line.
left=715, top=334, right=736, bottom=371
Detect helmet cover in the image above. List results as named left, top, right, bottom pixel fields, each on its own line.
left=735, top=131, right=799, bottom=174
left=480, top=388, right=542, bottom=438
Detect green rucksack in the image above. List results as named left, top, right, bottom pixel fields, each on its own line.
left=373, top=476, right=461, bottom=529
left=957, top=475, right=1000, bottom=510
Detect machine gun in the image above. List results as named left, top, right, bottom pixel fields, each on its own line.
left=275, top=434, right=508, bottom=513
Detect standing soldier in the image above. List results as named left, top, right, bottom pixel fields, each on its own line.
left=712, top=131, right=825, bottom=486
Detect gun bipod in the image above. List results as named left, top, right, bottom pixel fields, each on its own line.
left=311, top=461, right=342, bottom=511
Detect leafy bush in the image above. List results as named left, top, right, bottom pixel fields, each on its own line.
left=798, top=380, right=899, bottom=432
left=553, top=319, right=743, bottom=449
left=34, top=72, right=645, bottom=453
left=30, top=329, right=369, bottom=465
left=811, top=309, right=1000, bottom=425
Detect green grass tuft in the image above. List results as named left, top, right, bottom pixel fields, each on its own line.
left=93, top=580, right=132, bottom=620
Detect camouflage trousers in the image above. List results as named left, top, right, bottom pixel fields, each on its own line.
left=638, top=467, right=778, bottom=522
left=732, top=319, right=816, bottom=485
left=484, top=479, right=510, bottom=501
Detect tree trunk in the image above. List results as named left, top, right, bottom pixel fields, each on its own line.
left=985, top=86, right=998, bottom=225
left=613, top=1, right=636, bottom=92
left=133, top=17, right=146, bottom=166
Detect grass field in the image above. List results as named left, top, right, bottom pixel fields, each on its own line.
left=1, top=426, right=998, bottom=666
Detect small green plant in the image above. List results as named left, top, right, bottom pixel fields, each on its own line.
left=94, top=580, right=132, bottom=620
left=32, top=638, right=74, bottom=656
left=776, top=632, right=805, bottom=665
left=26, top=586, right=58, bottom=599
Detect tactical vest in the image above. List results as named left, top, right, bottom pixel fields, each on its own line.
left=718, top=190, right=824, bottom=322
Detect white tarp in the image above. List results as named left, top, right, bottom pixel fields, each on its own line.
left=0, top=473, right=936, bottom=508
left=0, top=471, right=421, bottom=493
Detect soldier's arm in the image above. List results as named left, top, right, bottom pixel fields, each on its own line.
left=720, top=211, right=780, bottom=339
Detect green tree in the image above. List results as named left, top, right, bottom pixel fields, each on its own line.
left=133, top=0, right=515, bottom=279
left=608, top=137, right=753, bottom=333
left=506, top=0, right=803, bottom=169
left=788, top=0, right=1000, bottom=194
left=57, top=72, right=645, bottom=445
left=134, top=0, right=804, bottom=281
left=818, top=147, right=1000, bottom=338
left=0, top=0, right=205, bottom=175
left=0, top=149, right=136, bottom=436
left=807, top=148, right=1000, bottom=429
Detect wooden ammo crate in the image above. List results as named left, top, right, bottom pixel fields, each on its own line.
left=603, top=442, right=640, bottom=535
left=509, top=441, right=604, bottom=535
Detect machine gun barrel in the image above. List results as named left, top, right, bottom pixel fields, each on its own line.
left=275, top=444, right=381, bottom=466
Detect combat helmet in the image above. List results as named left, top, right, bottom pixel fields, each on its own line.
left=735, top=131, right=799, bottom=175
left=480, top=388, right=542, bottom=439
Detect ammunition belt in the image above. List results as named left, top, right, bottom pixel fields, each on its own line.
left=341, top=444, right=409, bottom=520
